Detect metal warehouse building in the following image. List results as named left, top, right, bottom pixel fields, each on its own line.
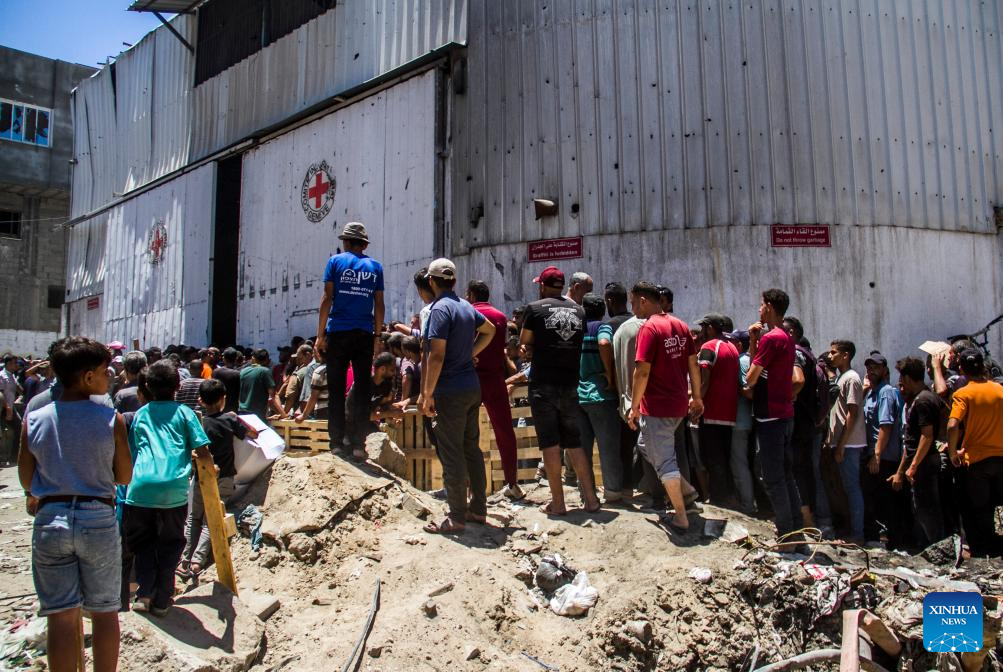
left=66, top=0, right=1003, bottom=358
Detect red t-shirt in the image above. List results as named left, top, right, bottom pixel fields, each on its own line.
left=698, top=338, right=740, bottom=424
left=471, top=301, right=508, bottom=376
left=635, top=313, right=697, bottom=418
left=751, top=326, right=795, bottom=420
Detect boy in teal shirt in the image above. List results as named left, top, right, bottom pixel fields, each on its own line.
left=123, top=360, right=209, bottom=615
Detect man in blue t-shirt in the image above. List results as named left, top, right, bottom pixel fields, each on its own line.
left=862, top=353, right=911, bottom=549
left=315, top=222, right=385, bottom=459
left=419, top=258, right=496, bottom=535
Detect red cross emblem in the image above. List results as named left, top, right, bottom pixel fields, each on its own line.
left=147, top=221, right=167, bottom=265
left=301, top=161, right=336, bottom=223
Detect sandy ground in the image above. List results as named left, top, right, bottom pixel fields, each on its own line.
left=1, top=449, right=1000, bottom=672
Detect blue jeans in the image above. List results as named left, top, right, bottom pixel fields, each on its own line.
left=811, top=432, right=832, bottom=527
left=579, top=401, right=624, bottom=493
left=838, top=446, right=865, bottom=539
left=32, top=499, right=122, bottom=616
left=756, top=419, right=804, bottom=538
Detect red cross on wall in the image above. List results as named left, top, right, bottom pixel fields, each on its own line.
left=150, top=226, right=166, bottom=261
left=308, top=171, right=329, bottom=209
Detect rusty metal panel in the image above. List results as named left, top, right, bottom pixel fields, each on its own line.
left=236, top=70, right=436, bottom=349
left=451, top=0, right=1003, bottom=255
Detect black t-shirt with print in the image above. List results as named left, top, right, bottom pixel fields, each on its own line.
left=199, top=412, right=248, bottom=480
left=903, top=388, right=942, bottom=459
left=523, top=297, right=585, bottom=386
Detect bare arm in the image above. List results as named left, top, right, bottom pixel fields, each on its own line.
left=598, top=336, right=617, bottom=394
left=906, top=425, right=935, bottom=482
left=296, top=389, right=320, bottom=423
left=791, top=365, right=805, bottom=398
left=688, top=353, right=704, bottom=420
left=931, top=353, right=949, bottom=398
left=628, top=361, right=652, bottom=429
left=420, top=339, right=447, bottom=417
left=745, top=363, right=764, bottom=390
left=316, top=282, right=334, bottom=351
left=472, top=319, right=496, bottom=359
left=947, top=418, right=962, bottom=466
left=112, top=413, right=133, bottom=485
left=699, top=363, right=712, bottom=400
left=373, top=291, right=385, bottom=336
left=18, top=421, right=33, bottom=493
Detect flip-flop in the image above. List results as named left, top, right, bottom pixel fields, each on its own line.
left=539, top=503, right=567, bottom=517
left=583, top=502, right=602, bottom=514
left=660, top=516, right=690, bottom=536
left=423, top=519, right=465, bottom=535
left=465, top=512, right=487, bottom=524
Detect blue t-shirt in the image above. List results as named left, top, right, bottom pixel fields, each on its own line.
left=736, top=353, right=753, bottom=432
left=125, top=401, right=210, bottom=509
left=578, top=321, right=616, bottom=404
left=424, top=292, right=485, bottom=395
left=323, top=251, right=385, bottom=333
left=863, top=380, right=903, bottom=463
left=27, top=401, right=118, bottom=499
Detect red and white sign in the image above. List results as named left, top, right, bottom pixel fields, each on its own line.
left=86, top=296, right=100, bottom=311
left=301, top=161, right=336, bottom=223
left=528, top=236, right=583, bottom=262
left=771, top=225, right=831, bottom=248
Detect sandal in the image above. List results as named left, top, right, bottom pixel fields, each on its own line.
left=423, top=518, right=465, bottom=535
left=583, top=501, right=602, bottom=514
left=539, top=503, right=567, bottom=517
left=660, top=515, right=690, bottom=536
left=465, top=512, right=487, bottom=524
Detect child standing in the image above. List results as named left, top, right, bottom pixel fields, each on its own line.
left=122, top=360, right=209, bottom=615
left=178, top=379, right=256, bottom=580
left=19, top=337, right=133, bottom=672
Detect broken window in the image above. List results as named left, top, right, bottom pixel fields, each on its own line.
left=0, top=99, right=52, bottom=148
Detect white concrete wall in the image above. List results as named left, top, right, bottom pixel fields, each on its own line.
left=0, top=329, right=59, bottom=358
left=455, top=225, right=1003, bottom=368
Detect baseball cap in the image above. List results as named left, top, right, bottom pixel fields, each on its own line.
left=697, top=313, right=734, bottom=334
left=864, top=353, right=888, bottom=367
left=426, top=258, right=457, bottom=280
left=533, top=266, right=565, bottom=287
left=725, top=330, right=750, bottom=348
left=337, top=221, right=370, bottom=243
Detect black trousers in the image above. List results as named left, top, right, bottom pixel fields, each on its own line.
left=962, top=456, right=1003, bottom=557
left=862, top=458, right=913, bottom=549
left=123, top=504, right=187, bottom=609
left=325, top=329, right=374, bottom=449
left=699, top=423, right=734, bottom=504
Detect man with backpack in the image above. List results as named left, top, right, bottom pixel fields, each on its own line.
left=783, top=317, right=834, bottom=538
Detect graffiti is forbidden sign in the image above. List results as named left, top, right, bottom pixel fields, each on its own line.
left=771, top=225, right=831, bottom=248
left=528, top=236, right=583, bottom=262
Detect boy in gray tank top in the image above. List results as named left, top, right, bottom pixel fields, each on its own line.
left=20, top=337, right=133, bottom=672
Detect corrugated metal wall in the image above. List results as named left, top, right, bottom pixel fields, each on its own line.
left=66, top=164, right=214, bottom=344
left=70, top=0, right=465, bottom=219
left=451, top=0, right=1003, bottom=253
left=70, top=14, right=195, bottom=218
left=237, top=70, right=436, bottom=348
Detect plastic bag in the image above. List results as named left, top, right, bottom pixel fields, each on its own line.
left=550, top=571, right=599, bottom=617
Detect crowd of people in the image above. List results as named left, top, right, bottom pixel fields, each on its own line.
left=1, top=220, right=1002, bottom=671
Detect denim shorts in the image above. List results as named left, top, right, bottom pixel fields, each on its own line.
left=638, top=415, right=684, bottom=481
left=528, top=383, right=582, bottom=449
left=32, top=499, right=122, bottom=616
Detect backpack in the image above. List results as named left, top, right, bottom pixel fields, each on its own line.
left=794, top=345, right=825, bottom=429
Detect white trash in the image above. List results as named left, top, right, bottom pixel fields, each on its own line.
left=688, top=567, right=713, bottom=584
left=549, top=571, right=599, bottom=616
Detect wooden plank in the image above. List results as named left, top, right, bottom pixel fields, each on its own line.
left=224, top=512, right=237, bottom=538
left=194, top=447, right=238, bottom=596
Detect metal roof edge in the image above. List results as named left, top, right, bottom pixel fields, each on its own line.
left=64, top=41, right=466, bottom=228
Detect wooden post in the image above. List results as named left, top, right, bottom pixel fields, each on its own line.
left=131, top=338, right=140, bottom=351
left=194, top=447, right=239, bottom=595
left=76, top=611, right=85, bottom=671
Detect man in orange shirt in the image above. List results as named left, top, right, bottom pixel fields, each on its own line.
left=947, top=349, right=1003, bottom=557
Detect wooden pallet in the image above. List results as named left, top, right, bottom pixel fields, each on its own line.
left=277, top=398, right=603, bottom=496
